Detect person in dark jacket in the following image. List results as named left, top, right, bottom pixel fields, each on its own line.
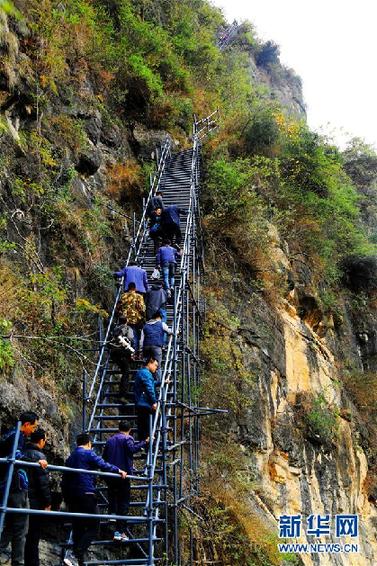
left=145, top=283, right=168, bottom=323
left=23, top=429, right=51, bottom=566
left=146, top=191, right=164, bottom=220
left=103, top=422, right=148, bottom=541
left=156, top=240, right=181, bottom=296
left=113, top=262, right=149, bottom=294
left=108, top=317, right=135, bottom=397
left=134, top=357, right=159, bottom=441
left=0, top=411, right=46, bottom=566
left=62, top=434, right=127, bottom=566
left=148, top=207, right=163, bottom=253
left=141, top=311, right=173, bottom=380
left=160, top=205, right=187, bottom=246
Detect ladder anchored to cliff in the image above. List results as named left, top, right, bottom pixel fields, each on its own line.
left=78, top=111, right=222, bottom=565
left=0, top=111, right=222, bottom=566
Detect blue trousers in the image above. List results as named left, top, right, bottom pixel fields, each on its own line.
left=162, top=262, right=175, bottom=290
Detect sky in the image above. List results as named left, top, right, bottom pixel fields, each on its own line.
left=211, top=0, right=377, bottom=150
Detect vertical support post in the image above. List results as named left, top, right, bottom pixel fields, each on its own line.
left=172, top=288, right=179, bottom=564
left=82, top=369, right=87, bottom=431
left=162, top=392, right=168, bottom=558
left=147, top=414, right=154, bottom=566
left=0, top=422, right=21, bottom=536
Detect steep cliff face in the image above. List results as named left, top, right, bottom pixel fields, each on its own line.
left=200, top=224, right=377, bottom=564
left=1, top=2, right=377, bottom=565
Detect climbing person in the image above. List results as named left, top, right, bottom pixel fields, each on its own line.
left=146, top=191, right=164, bottom=220
left=145, top=282, right=168, bottom=324
left=117, top=282, right=146, bottom=357
left=113, top=261, right=149, bottom=295
left=23, top=429, right=51, bottom=566
left=0, top=411, right=47, bottom=566
left=148, top=207, right=163, bottom=253
left=141, top=311, right=174, bottom=381
left=160, top=204, right=188, bottom=246
left=103, top=421, right=148, bottom=542
left=134, top=357, right=159, bottom=441
left=155, top=240, right=181, bottom=297
left=62, top=433, right=127, bottom=566
left=108, top=316, right=135, bottom=398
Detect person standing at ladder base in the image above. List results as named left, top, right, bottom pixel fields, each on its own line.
left=134, top=357, right=159, bottom=441
left=103, top=421, right=148, bottom=542
left=0, top=411, right=47, bottom=566
left=141, top=311, right=174, bottom=381
left=23, top=429, right=51, bottom=566
left=156, top=240, right=181, bottom=298
left=62, top=433, right=127, bottom=566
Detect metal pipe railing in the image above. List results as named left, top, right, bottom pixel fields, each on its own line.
left=86, top=135, right=172, bottom=409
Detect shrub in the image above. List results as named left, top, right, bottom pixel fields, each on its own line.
left=256, top=40, right=280, bottom=67
left=298, top=393, right=339, bottom=446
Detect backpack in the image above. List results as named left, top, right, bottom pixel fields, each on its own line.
left=0, top=429, right=28, bottom=493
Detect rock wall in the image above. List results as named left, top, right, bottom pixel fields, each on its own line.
left=208, top=232, right=377, bottom=565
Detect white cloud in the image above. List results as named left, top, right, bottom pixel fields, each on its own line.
left=211, top=0, right=377, bottom=149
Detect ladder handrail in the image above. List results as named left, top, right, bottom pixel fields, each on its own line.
left=86, top=135, right=172, bottom=404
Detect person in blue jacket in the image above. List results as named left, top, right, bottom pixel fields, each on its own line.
left=134, top=357, right=159, bottom=441
left=113, top=261, right=149, bottom=294
left=103, top=421, right=148, bottom=542
left=160, top=205, right=187, bottom=246
left=156, top=240, right=181, bottom=297
left=62, top=433, right=127, bottom=566
left=141, top=311, right=173, bottom=381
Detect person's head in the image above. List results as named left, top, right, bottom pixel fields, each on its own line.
left=76, top=433, right=92, bottom=449
left=19, top=411, right=39, bottom=436
left=155, top=207, right=162, bottom=216
left=156, top=191, right=163, bottom=198
left=119, top=421, right=132, bottom=434
left=30, top=429, right=47, bottom=450
left=128, top=261, right=137, bottom=267
left=127, top=282, right=136, bottom=293
left=152, top=310, right=162, bottom=320
left=145, top=357, right=159, bottom=374
left=163, top=239, right=171, bottom=247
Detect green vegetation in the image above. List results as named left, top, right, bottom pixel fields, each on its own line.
left=296, top=393, right=339, bottom=445
left=1, top=0, right=376, bottom=560
left=205, top=116, right=375, bottom=291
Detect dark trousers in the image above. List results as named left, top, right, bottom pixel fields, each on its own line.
left=0, top=491, right=29, bottom=566
left=110, top=350, right=130, bottom=397
left=24, top=514, right=41, bottom=566
left=68, top=494, right=99, bottom=561
left=162, top=224, right=182, bottom=246
left=107, top=478, right=130, bottom=533
left=136, top=407, right=153, bottom=441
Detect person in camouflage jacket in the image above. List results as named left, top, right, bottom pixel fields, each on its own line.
left=118, top=282, right=146, bottom=352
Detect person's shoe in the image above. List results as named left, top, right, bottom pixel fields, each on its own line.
left=167, top=289, right=171, bottom=299
left=109, top=517, right=116, bottom=523
left=113, top=531, right=123, bottom=541
left=120, top=532, right=129, bottom=542
left=63, top=555, right=79, bottom=566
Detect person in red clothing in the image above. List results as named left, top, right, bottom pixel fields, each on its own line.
left=103, top=422, right=148, bottom=542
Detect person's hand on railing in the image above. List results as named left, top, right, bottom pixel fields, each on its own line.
left=44, top=505, right=51, bottom=511
left=118, top=469, right=128, bottom=479
left=38, top=459, right=48, bottom=469
left=152, top=403, right=157, bottom=411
